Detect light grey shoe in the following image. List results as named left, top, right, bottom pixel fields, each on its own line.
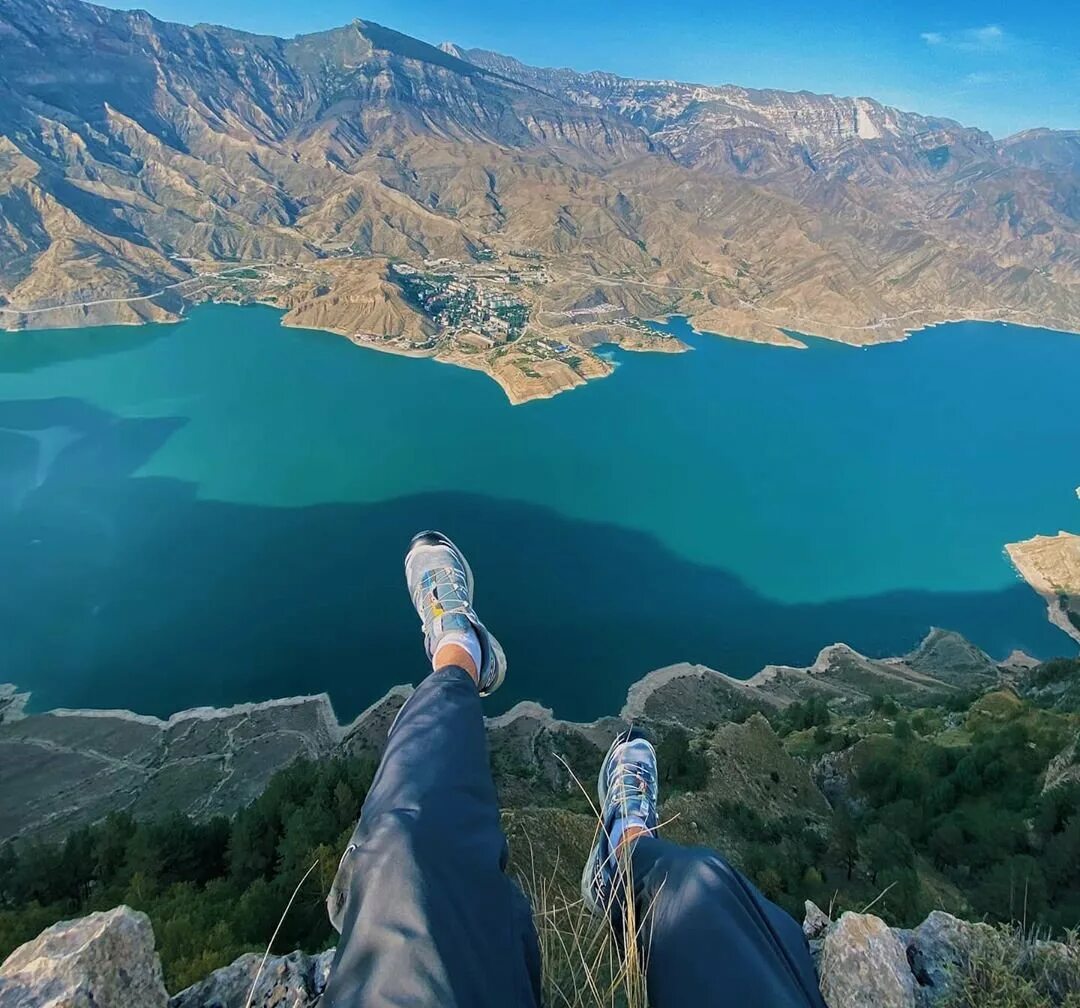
left=404, top=530, right=506, bottom=696
left=581, top=729, right=659, bottom=915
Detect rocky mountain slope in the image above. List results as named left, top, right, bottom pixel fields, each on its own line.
left=2, top=635, right=1079, bottom=1007
left=1, top=0, right=1078, bottom=401
left=0, top=628, right=1012, bottom=844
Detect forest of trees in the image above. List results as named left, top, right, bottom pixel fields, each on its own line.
left=0, top=755, right=376, bottom=989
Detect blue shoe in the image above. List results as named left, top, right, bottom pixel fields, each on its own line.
left=404, top=530, right=506, bottom=696
left=581, top=729, right=659, bottom=915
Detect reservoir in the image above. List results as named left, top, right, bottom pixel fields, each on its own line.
left=0, top=305, right=1076, bottom=720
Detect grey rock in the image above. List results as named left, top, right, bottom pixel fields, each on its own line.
left=1043, top=730, right=1080, bottom=795
left=803, top=901, right=832, bottom=974
left=902, top=629, right=1001, bottom=687
left=169, top=949, right=334, bottom=1008
left=624, top=630, right=999, bottom=732
left=0, top=685, right=28, bottom=726
left=813, top=749, right=865, bottom=815
left=0, top=694, right=345, bottom=843
left=1022, top=935, right=1080, bottom=1002
left=339, top=686, right=413, bottom=762
left=486, top=701, right=624, bottom=807
left=0, top=906, right=167, bottom=1008
left=621, top=661, right=782, bottom=726
left=803, top=900, right=832, bottom=940
left=819, top=912, right=916, bottom=1008
left=906, top=911, right=995, bottom=1007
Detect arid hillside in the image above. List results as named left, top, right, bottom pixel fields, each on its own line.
left=1, top=0, right=1078, bottom=401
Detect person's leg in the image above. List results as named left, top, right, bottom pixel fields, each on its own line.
left=321, top=532, right=541, bottom=1008
left=582, top=731, right=825, bottom=1008
left=629, top=837, right=825, bottom=1008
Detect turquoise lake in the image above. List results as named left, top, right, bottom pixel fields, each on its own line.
left=0, top=304, right=1077, bottom=720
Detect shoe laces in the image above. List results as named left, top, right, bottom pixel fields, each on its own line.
left=608, top=759, right=655, bottom=819
left=414, top=564, right=470, bottom=619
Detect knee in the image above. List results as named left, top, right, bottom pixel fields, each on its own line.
left=362, top=809, right=438, bottom=864
left=357, top=807, right=504, bottom=875
left=326, top=813, right=443, bottom=929
left=635, top=842, right=745, bottom=909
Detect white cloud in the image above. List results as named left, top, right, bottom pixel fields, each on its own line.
left=920, top=25, right=1010, bottom=52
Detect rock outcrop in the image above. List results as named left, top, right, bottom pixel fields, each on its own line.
left=8, top=902, right=1066, bottom=1008
left=904, top=911, right=996, bottom=1007
left=0, top=685, right=27, bottom=725
left=623, top=629, right=1003, bottom=729
left=819, top=912, right=917, bottom=1008
left=661, top=713, right=832, bottom=849
left=0, top=907, right=167, bottom=1008
left=802, top=905, right=1080, bottom=1008
left=168, top=949, right=334, bottom=1008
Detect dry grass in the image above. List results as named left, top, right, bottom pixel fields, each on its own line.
left=513, top=751, right=657, bottom=1008
left=946, top=925, right=1080, bottom=1008
left=520, top=832, right=651, bottom=1008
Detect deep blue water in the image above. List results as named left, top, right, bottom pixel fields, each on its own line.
left=0, top=306, right=1076, bottom=720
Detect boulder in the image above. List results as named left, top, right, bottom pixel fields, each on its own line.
left=819, top=912, right=916, bottom=1008
left=0, top=906, right=167, bottom=1008
left=169, top=949, right=334, bottom=1008
left=906, top=910, right=994, bottom=1006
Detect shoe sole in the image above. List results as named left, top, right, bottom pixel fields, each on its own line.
left=406, top=530, right=504, bottom=696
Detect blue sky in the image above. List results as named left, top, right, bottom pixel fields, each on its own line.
left=123, top=0, right=1077, bottom=138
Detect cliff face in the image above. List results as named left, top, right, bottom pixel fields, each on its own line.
left=0, top=628, right=1021, bottom=844
left=1, top=0, right=1078, bottom=388
left=0, top=694, right=347, bottom=843
left=1, top=631, right=1078, bottom=1005
left=456, top=46, right=1080, bottom=283
left=450, top=46, right=995, bottom=173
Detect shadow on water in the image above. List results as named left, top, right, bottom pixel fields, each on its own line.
left=1, top=399, right=1075, bottom=721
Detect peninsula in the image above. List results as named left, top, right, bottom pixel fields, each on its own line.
left=1007, top=529, right=1080, bottom=645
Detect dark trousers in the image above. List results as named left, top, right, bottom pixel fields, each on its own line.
left=321, top=667, right=826, bottom=1008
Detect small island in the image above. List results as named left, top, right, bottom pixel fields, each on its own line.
left=1007, top=529, right=1080, bottom=645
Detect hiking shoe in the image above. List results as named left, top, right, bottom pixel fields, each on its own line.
left=581, top=729, right=659, bottom=915
left=404, top=530, right=506, bottom=696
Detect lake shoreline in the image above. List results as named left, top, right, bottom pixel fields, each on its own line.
left=4, top=279, right=1079, bottom=404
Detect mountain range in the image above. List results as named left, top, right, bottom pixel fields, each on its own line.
left=1, top=0, right=1078, bottom=399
